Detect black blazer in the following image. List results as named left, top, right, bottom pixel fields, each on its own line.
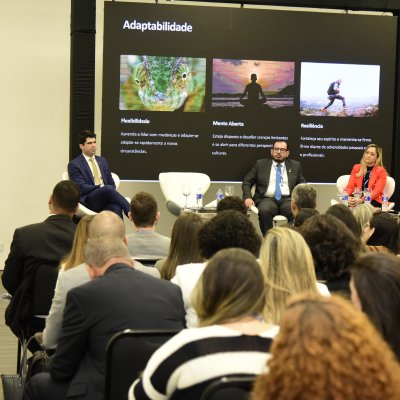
left=242, top=158, right=306, bottom=204
left=49, top=264, right=186, bottom=399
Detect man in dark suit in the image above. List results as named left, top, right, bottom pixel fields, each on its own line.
left=242, top=140, right=306, bottom=234
left=68, top=130, right=130, bottom=218
left=24, top=233, right=186, bottom=400
left=2, top=180, right=79, bottom=338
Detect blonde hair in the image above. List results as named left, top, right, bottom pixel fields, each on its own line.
left=356, top=144, right=384, bottom=178
left=260, top=227, right=318, bottom=324
left=192, top=248, right=265, bottom=327
left=61, top=215, right=94, bottom=271
left=352, top=203, right=375, bottom=239
left=252, top=293, right=400, bottom=400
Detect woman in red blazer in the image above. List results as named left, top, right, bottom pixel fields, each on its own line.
left=346, top=144, right=387, bottom=207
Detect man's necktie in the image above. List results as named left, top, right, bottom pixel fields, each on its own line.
left=89, top=157, right=101, bottom=185
left=275, top=164, right=282, bottom=201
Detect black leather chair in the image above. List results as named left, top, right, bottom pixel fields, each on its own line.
left=200, top=376, right=256, bottom=400
left=105, top=328, right=181, bottom=400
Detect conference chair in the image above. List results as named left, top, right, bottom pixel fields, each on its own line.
left=62, top=171, right=125, bottom=217
left=159, top=172, right=211, bottom=216
left=105, top=328, right=181, bottom=400
left=200, top=376, right=256, bottom=400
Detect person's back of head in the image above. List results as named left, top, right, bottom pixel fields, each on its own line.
left=366, top=211, right=400, bottom=254
left=89, top=210, right=126, bottom=240
left=197, top=210, right=261, bottom=259
left=326, top=204, right=361, bottom=241
left=299, top=214, right=359, bottom=283
left=351, top=253, right=400, bottom=360
left=84, top=235, right=131, bottom=271
left=352, top=203, right=375, bottom=238
left=252, top=293, right=400, bottom=400
left=260, top=227, right=318, bottom=324
left=161, top=212, right=204, bottom=280
left=216, top=196, right=247, bottom=215
left=51, top=180, right=80, bottom=214
left=130, top=191, right=158, bottom=228
left=62, top=215, right=94, bottom=271
left=291, top=183, right=317, bottom=210
left=192, top=248, right=265, bottom=327
left=293, top=208, right=319, bottom=228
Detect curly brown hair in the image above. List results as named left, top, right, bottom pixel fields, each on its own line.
left=252, top=293, right=400, bottom=400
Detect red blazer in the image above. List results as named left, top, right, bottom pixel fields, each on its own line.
left=345, top=164, right=387, bottom=204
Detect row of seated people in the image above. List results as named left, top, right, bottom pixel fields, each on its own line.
left=2, top=179, right=400, bottom=399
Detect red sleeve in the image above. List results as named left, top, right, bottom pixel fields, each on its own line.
left=370, top=167, right=387, bottom=202
left=345, top=165, right=359, bottom=195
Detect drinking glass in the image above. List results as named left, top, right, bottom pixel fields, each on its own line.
left=352, top=187, right=362, bottom=206
left=182, top=184, right=191, bottom=208
left=224, top=185, right=234, bottom=197
left=337, top=187, right=344, bottom=203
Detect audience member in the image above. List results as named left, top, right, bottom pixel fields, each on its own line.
left=68, top=130, right=130, bottom=218
left=216, top=195, right=248, bottom=214
left=326, top=204, right=362, bottom=243
left=293, top=208, right=319, bottom=228
left=351, top=253, right=400, bottom=360
left=299, top=214, right=360, bottom=297
left=352, top=202, right=376, bottom=238
left=2, top=180, right=79, bottom=338
left=130, top=248, right=279, bottom=400
left=260, top=227, right=328, bottom=324
left=252, top=293, right=400, bottom=400
left=24, top=235, right=185, bottom=400
left=290, top=183, right=317, bottom=217
left=364, top=211, right=400, bottom=254
left=172, top=210, right=261, bottom=327
left=157, top=212, right=204, bottom=280
left=127, top=191, right=170, bottom=259
left=42, top=215, right=94, bottom=349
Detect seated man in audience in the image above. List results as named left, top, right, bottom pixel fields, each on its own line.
left=127, top=191, right=170, bottom=259
left=42, top=210, right=160, bottom=350
left=2, top=180, right=79, bottom=338
left=24, top=235, right=185, bottom=400
left=68, top=130, right=130, bottom=218
left=290, top=183, right=317, bottom=217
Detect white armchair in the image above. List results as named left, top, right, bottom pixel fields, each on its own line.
left=159, top=172, right=211, bottom=216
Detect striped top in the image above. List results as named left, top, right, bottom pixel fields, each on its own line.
left=129, top=324, right=278, bottom=400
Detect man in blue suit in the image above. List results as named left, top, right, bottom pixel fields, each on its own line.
left=68, top=130, right=130, bottom=218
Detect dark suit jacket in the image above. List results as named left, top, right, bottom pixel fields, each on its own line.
left=49, top=263, right=186, bottom=399
left=242, top=158, right=306, bottom=204
left=2, top=215, right=76, bottom=335
left=2, top=215, right=76, bottom=295
left=68, top=154, right=116, bottom=205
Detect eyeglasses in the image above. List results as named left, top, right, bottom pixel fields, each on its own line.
left=272, top=147, right=288, bottom=153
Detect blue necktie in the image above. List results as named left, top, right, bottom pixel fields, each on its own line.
left=275, top=164, right=282, bottom=201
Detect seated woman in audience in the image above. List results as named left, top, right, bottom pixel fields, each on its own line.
left=156, top=213, right=204, bottom=279
left=350, top=253, right=400, bottom=360
left=130, top=248, right=279, bottom=400
left=171, top=210, right=261, bottom=327
left=259, top=227, right=328, bottom=325
left=299, top=214, right=360, bottom=297
left=352, top=202, right=375, bottom=237
left=42, top=215, right=94, bottom=349
left=252, top=293, right=400, bottom=400
left=345, top=143, right=387, bottom=207
left=364, top=211, right=400, bottom=254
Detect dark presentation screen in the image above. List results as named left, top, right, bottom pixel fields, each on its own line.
left=101, top=2, right=397, bottom=182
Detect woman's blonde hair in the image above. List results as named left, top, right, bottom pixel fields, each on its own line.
left=352, top=203, right=375, bottom=239
left=252, top=293, right=400, bottom=400
left=356, top=144, right=384, bottom=178
left=192, top=248, right=265, bottom=327
left=61, top=215, right=94, bottom=271
left=260, top=227, right=318, bottom=324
